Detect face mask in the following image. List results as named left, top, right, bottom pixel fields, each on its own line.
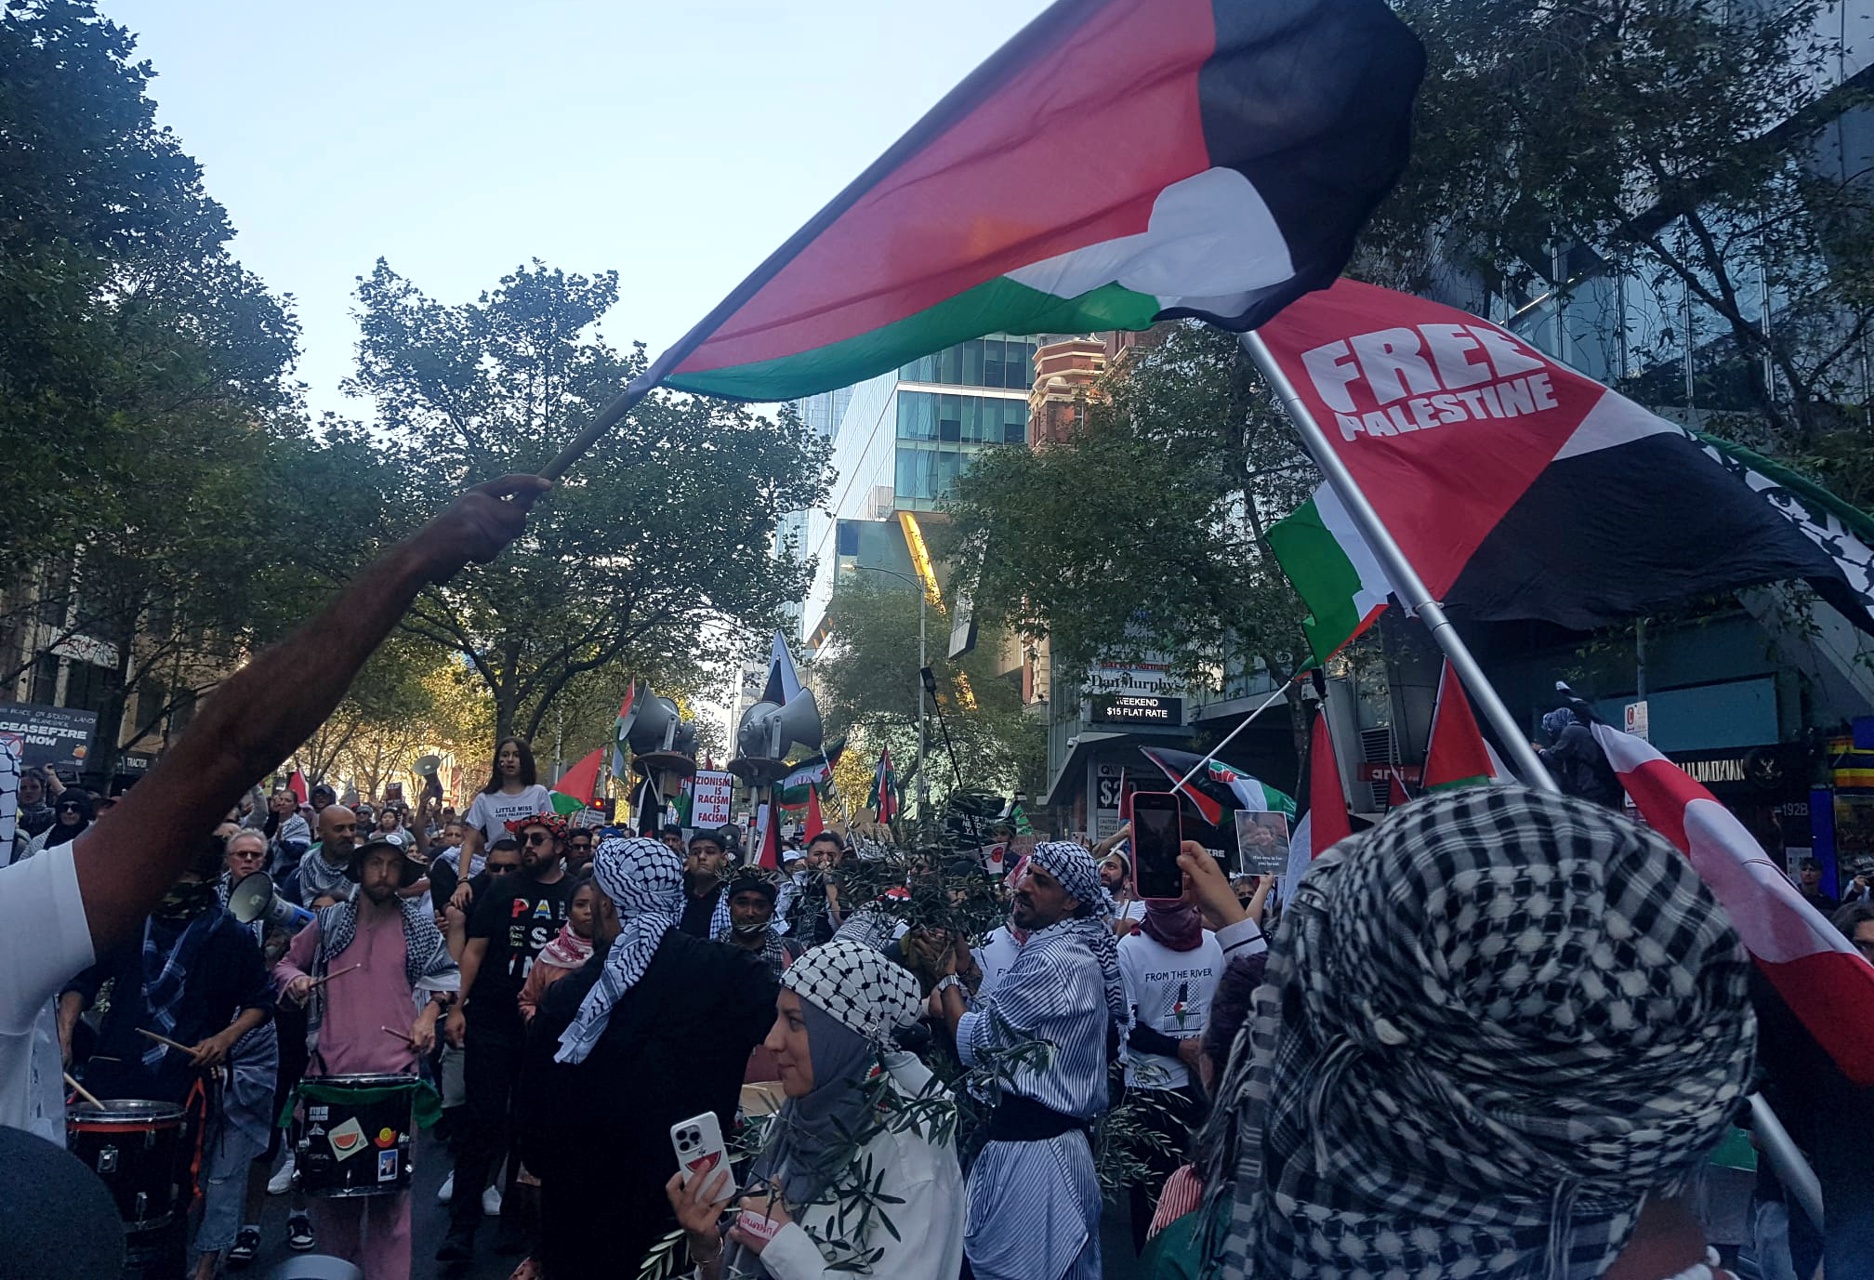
left=153, top=879, right=219, bottom=922
left=732, top=918, right=771, bottom=937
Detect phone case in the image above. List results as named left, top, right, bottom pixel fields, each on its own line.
left=670, top=1112, right=737, bottom=1199
left=1132, top=795, right=1185, bottom=900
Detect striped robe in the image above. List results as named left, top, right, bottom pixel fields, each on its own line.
left=956, top=918, right=1111, bottom=1280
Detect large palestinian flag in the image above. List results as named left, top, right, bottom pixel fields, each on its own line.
left=656, top=0, right=1423, bottom=402
left=1258, top=280, right=1874, bottom=654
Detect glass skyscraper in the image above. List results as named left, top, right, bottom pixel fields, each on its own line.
left=793, top=334, right=1038, bottom=644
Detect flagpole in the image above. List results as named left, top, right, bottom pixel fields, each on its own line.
left=1240, top=332, right=1557, bottom=794
left=1171, top=679, right=1293, bottom=794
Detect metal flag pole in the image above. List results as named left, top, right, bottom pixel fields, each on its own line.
left=1245, top=329, right=1832, bottom=1216
left=1239, top=331, right=1557, bottom=794
left=1171, top=679, right=1294, bottom=794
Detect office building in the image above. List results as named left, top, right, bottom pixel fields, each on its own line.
left=796, top=334, right=1040, bottom=647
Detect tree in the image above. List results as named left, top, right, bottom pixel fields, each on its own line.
left=296, top=634, right=495, bottom=801
left=344, top=260, right=833, bottom=743
left=0, top=1, right=311, bottom=784
left=812, top=577, right=1045, bottom=806
left=943, top=324, right=1317, bottom=751
left=1364, top=0, right=1874, bottom=452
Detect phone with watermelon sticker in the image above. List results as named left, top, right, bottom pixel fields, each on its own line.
left=670, top=1112, right=735, bottom=1201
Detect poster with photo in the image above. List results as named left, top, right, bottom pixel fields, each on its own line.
left=1234, top=810, right=1290, bottom=877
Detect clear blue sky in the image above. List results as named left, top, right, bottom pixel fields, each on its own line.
left=101, top=0, right=1054, bottom=421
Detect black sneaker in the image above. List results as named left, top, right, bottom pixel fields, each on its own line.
left=435, top=1226, right=476, bottom=1264
left=287, top=1213, right=315, bottom=1251
left=226, top=1225, right=261, bottom=1268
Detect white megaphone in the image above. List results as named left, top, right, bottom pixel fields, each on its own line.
left=228, top=872, right=315, bottom=931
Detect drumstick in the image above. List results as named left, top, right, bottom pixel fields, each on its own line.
left=136, top=1028, right=194, bottom=1054
left=310, top=963, right=362, bottom=987
left=381, top=1026, right=415, bottom=1045
left=63, top=1072, right=103, bottom=1108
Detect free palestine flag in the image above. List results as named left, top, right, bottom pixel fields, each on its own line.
left=1283, top=704, right=1351, bottom=889
left=1422, top=661, right=1507, bottom=790
left=1699, top=432, right=1874, bottom=620
left=659, top=0, right=1423, bottom=402
left=1258, top=280, right=1874, bottom=654
left=551, top=749, right=603, bottom=815
left=1138, top=746, right=1293, bottom=828
left=1594, top=721, right=1874, bottom=1085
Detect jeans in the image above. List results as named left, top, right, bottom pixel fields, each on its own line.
left=191, top=1119, right=268, bottom=1259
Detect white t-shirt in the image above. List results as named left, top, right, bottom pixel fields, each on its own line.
left=463, top=785, right=555, bottom=845
left=0, top=842, right=94, bottom=1144
left=971, top=926, right=1024, bottom=1002
left=1117, top=928, right=1223, bottom=1091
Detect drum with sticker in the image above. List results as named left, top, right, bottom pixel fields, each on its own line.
left=293, top=1074, right=417, bottom=1197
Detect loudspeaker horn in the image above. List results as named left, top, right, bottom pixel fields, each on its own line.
left=227, top=872, right=316, bottom=932
left=627, top=695, right=681, bottom=755
left=616, top=680, right=645, bottom=745
left=737, top=688, right=823, bottom=760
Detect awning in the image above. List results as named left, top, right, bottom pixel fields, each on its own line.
left=1042, top=731, right=1131, bottom=809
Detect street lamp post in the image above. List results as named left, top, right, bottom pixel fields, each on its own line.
left=852, top=565, right=928, bottom=814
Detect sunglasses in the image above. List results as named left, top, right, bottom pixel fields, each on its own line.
left=56, top=802, right=83, bottom=813
left=522, top=831, right=555, bottom=847
left=488, top=863, right=521, bottom=875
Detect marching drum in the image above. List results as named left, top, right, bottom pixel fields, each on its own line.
left=293, top=1073, right=417, bottom=1197
left=66, top=1099, right=187, bottom=1232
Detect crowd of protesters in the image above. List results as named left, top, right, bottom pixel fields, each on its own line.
left=4, top=476, right=1872, bottom=1280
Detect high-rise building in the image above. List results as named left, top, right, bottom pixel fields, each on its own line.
left=796, top=334, right=1040, bottom=646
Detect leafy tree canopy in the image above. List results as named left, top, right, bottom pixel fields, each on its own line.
left=342, top=259, right=834, bottom=743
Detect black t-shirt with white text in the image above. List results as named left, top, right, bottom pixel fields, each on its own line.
left=467, top=873, right=576, bottom=1036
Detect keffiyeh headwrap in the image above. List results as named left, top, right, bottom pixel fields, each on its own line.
left=781, top=938, right=924, bottom=1046
left=555, top=836, right=683, bottom=1064
left=307, top=896, right=458, bottom=1057
left=751, top=941, right=928, bottom=1206
left=1202, top=787, right=1755, bottom=1280
left=1027, top=840, right=1125, bottom=1026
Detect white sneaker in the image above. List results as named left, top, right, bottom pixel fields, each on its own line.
left=436, top=1171, right=454, bottom=1205
left=481, top=1184, right=502, bottom=1217
left=267, top=1154, right=295, bottom=1196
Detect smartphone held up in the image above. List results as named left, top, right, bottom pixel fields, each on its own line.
left=1129, top=791, right=1184, bottom=900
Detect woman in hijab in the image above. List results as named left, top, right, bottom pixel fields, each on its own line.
left=1203, top=786, right=1757, bottom=1280
left=23, top=787, right=93, bottom=859
left=668, top=939, right=965, bottom=1280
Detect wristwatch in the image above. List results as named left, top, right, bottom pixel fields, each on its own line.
left=934, top=974, right=964, bottom=996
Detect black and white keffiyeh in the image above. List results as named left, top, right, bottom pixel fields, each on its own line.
left=306, top=896, right=457, bottom=1056
left=1027, top=839, right=1125, bottom=1027
left=748, top=941, right=934, bottom=1210
left=555, top=836, right=683, bottom=1064
left=781, top=939, right=924, bottom=1046
left=1202, top=786, right=1756, bottom=1280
